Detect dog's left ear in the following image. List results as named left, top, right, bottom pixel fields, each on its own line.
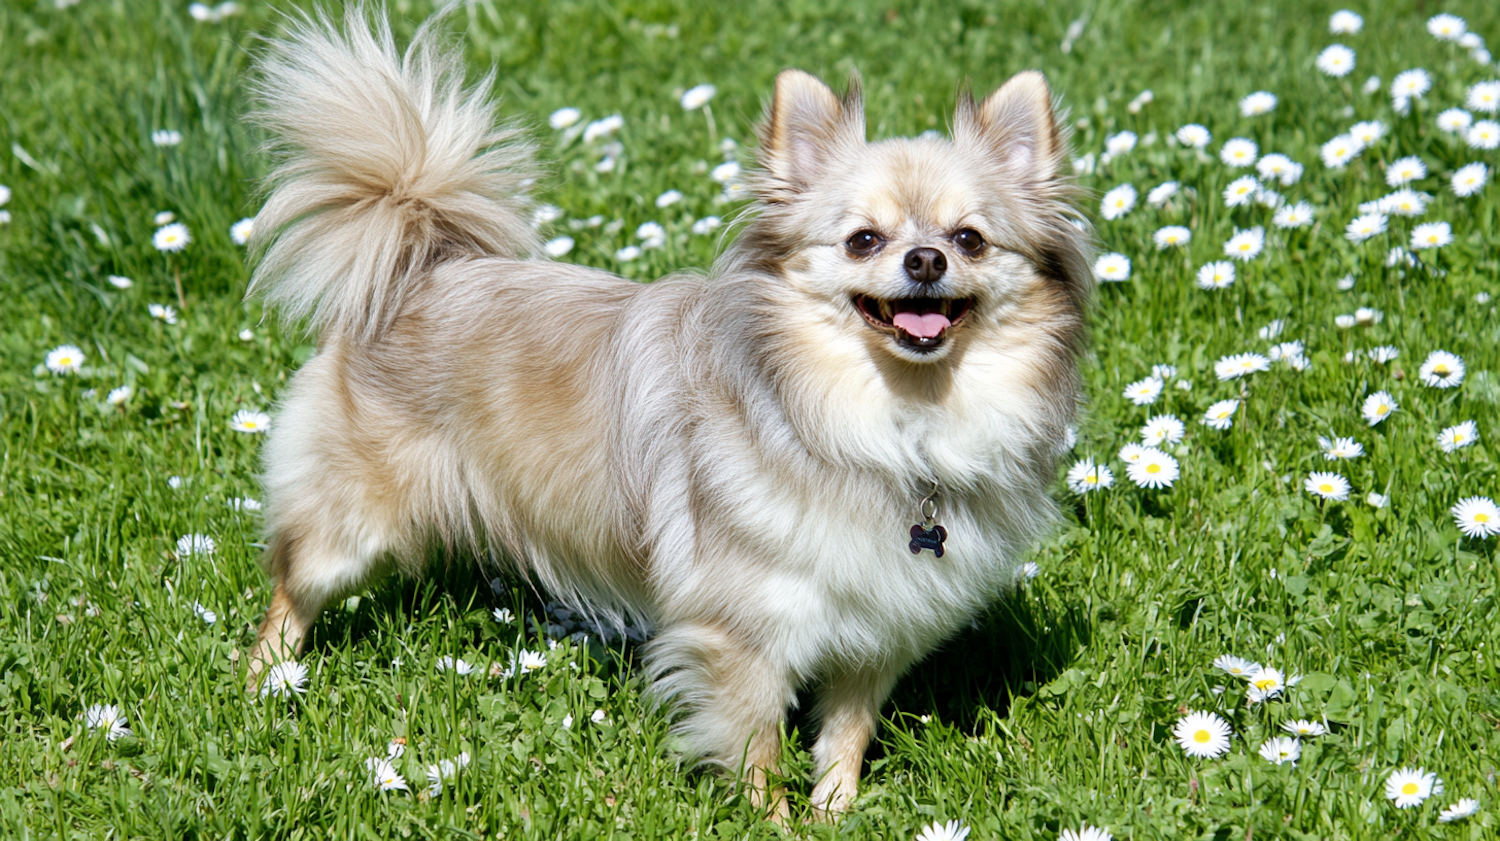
left=956, top=71, right=1064, bottom=183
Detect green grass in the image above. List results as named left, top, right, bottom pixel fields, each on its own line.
left=2, top=0, right=1499, bottom=838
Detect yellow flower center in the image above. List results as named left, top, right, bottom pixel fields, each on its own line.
left=1193, top=730, right=1211, bottom=743
left=1377, top=404, right=1389, bottom=414
left=1401, top=782, right=1419, bottom=796
left=1319, top=483, right=1333, bottom=493
left=1477, top=513, right=1491, bottom=523
left=1146, top=464, right=1161, bottom=474
left=1254, top=677, right=1278, bottom=690
left=1434, top=364, right=1450, bottom=374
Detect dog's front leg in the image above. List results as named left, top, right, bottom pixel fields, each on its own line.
left=647, top=624, right=796, bottom=821
left=808, top=661, right=906, bottom=817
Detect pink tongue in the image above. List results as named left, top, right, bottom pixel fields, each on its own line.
left=892, top=311, right=951, bottom=339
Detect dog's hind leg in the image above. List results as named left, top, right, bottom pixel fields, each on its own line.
left=807, top=661, right=906, bottom=817
left=246, top=524, right=389, bottom=692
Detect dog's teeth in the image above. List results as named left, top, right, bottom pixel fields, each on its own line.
left=880, top=300, right=894, bottom=321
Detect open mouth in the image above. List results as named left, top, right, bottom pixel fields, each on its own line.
left=853, top=295, right=975, bottom=351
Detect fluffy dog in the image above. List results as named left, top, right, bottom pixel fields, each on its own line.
left=246, top=7, right=1089, bottom=817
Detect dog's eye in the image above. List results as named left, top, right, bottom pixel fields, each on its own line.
left=845, top=230, right=883, bottom=255
left=953, top=228, right=985, bottom=254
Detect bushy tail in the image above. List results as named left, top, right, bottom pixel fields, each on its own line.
left=248, top=6, right=539, bottom=341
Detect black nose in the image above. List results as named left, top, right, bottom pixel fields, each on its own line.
left=903, top=247, right=947, bottom=284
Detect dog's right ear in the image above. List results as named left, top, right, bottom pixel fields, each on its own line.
left=759, top=69, right=864, bottom=194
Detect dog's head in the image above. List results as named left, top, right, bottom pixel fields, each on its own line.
left=737, top=69, right=1091, bottom=368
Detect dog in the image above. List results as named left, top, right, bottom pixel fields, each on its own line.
left=245, top=6, right=1089, bottom=818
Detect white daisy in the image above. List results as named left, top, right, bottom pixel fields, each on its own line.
left=680, top=83, right=716, bottom=110
left=549, top=107, right=581, bottom=130
left=1147, top=181, right=1179, bottom=206
left=1273, top=202, right=1314, bottom=229
left=1345, top=213, right=1387, bottom=242
left=1246, top=666, right=1294, bottom=703
left=1214, top=352, right=1270, bottom=380
left=1101, top=184, right=1137, bottom=220
left=1380, top=189, right=1429, bottom=217
left=1281, top=719, right=1328, bottom=738
left=711, top=161, right=741, bottom=183
left=1361, top=75, right=1382, bottom=95
left=1362, top=391, right=1398, bottom=425
left=1175, top=124, right=1211, bottom=148
left=516, top=649, right=547, bottom=673
left=1452, top=496, right=1500, bottom=537
left=193, top=601, right=217, bottom=624
left=1119, top=443, right=1147, bottom=465
left=1451, top=162, right=1489, bottom=197
left=107, top=385, right=132, bottom=405
left=1066, top=461, right=1114, bottom=494
left=1223, top=175, right=1260, bottom=207
left=1386, top=156, right=1427, bottom=186
left=436, top=656, right=475, bottom=675
left=1438, top=798, right=1481, bottom=823
left=1256, top=153, right=1303, bottom=186
left=45, top=344, right=85, bottom=375
left=1202, top=399, right=1239, bottom=430
left=1258, top=320, right=1285, bottom=340
left=364, top=757, right=409, bottom=792
left=1419, top=350, right=1465, bottom=388
left=152, top=129, right=181, bottom=147
left=1223, top=227, right=1264, bottom=261
left=1410, top=221, right=1452, bottom=250
left=1105, top=130, right=1137, bottom=157
left=1123, top=377, right=1164, bottom=406
left=615, top=245, right=641, bottom=261
left=544, top=236, right=575, bottom=257
left=691, top=216, right=722, bottom=235
left=1470, top=81, right=1500, bottom=113
left=1093, top=253, right=1131, bottom=282
left=260, top=660, right=308, bottom=698
left=1427, top=14, right=1467, bottom=41
left=1196, top=261, right=1235, bottom=289
left=152, top=222, right=190, bottom=252
left=1305, top=472, right=1350, bottom=501
left=1126, top=448, right=1179, bottom=489
left=1385, top=767, right=1441, bottom=809
left=1140, top=415, right=1185, bottom=446
left=1058, top=825, right=1112, bottom=841
left=1213, top=654, right=1261, bottom=678
left=582, top=114, right=623, bottom=143
left=914, top=820, right=970, bottom=841
left=655, top=189, right=683, bottom=209
left=176, top=533, right=215, bottom=556
left=148, top=303, right=178, bottom=324
left=1319, top=436, right=1364, bottom=460
left=1173, top=710, right=1231, bottom=758
left=1220, top=138, right=1258, bottom=167
left=1329, top=10, right=1362, bottom=34
left=1349, top=120, right=1385, bottom=147
left=1154, top=225, right=1191, bottom=249
left=1355, top=307, right=1382, bottom=326
left=424, top=752, right=471, bottom=796
left=1437, top=108, right=1474, bottom=134
left=230, top=217, right=253, bottom=245
left=84, top=704, right=132, bottom=741
left=230, top=409, right=271, bottom=433
left=1368, top=346, right=1399, bottom=363
left=1239, top=91, right=1277, bottom=117
left=1438, top=421, right=1480, bottom=452
left=1468, top=120, right=1500, bottom=150
left=1320, top=134, right=1360, bottom=168
left=1316, top=44, right=1355, bottom=77
left=1368, top=492, right=1390, bottom=509
left=1258, top=736, right=1301, bottom=765
left=108, top=275, right=133, bottom=289
left=1391, top=69, right=1432, bottom=102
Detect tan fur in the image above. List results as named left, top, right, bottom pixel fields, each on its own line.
left=246, top=6, right=1091, bottom=818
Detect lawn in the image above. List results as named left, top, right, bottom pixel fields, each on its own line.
left=1, top=1, right=1498, bottom=838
